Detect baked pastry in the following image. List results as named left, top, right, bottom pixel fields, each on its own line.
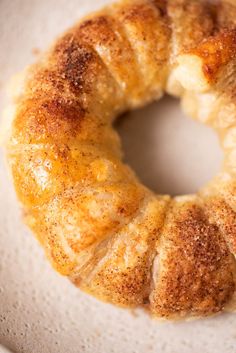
left=4, top=0, right=236, bottom=319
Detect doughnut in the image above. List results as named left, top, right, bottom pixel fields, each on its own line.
left=4, top=0, right=236, bottom=319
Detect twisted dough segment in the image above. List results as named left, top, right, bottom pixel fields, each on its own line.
left=5, top=0, right=236, bottom=319
left=150, top=196, right=235, bottom=318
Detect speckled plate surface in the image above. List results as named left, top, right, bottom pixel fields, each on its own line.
left=0, top=1, right=236, bottom=352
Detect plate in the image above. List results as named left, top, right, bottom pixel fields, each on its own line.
left=0, top=1, right=235, bottom=352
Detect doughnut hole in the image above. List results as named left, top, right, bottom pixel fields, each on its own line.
left=116, top=95, right=222, bottom=196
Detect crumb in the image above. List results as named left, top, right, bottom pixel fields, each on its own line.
left=32, top=47, right=41, bottom=56
left=94, top=328, right=101, bottom=337
left=147, top=344, right=154, bottom=351
left=130, top=308, right=139, bottom=317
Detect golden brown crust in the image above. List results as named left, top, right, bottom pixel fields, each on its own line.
left=112, top=0, right=171, bottom=100
left=167, top=0, right=215, bottom=53
left=184, top=29, right=236, bottom=84
left=5, top=0, right=236, bottom=319
left=150, top=199, right=235, bottom=318
left=72, top=196, right=170, bottom=306
left=203, top=197, right=236, bottom=256
left=217, top=0, right=236, bottom=29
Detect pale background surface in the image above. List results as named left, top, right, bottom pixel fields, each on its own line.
left=0, top=0, right=235, bottom=352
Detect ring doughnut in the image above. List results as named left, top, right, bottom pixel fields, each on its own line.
left=4, top=0, right=236, bottom=319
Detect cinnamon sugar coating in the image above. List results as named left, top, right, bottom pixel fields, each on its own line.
left=5, top=0, right=236, bottom=319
